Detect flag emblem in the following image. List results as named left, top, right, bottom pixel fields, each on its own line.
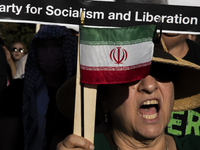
left=80, top=25, right=156, bottom=84
left=110, top=47, right=128, bottom=64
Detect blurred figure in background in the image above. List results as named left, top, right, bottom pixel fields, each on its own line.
left=162, top=33, right=200, bottom=65
left=3, top=41, right=28, bottom=83
left=22, top=25, right=77, bottom=150
left=0, top=25, right=77, bottom=150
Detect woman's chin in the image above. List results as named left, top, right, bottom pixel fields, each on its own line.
left=137, top=125, right=165, bottom=140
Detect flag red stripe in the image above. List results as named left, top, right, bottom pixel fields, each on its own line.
left=81, top=65, right=151, bottom=84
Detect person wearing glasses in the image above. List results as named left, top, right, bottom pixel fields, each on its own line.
left=3, top=41, right=28, bottom=82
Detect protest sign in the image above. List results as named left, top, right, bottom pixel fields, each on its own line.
left=0, top=0, right=199, bottom=34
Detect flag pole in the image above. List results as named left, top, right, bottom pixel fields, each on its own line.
left=73, top=11, right=97, bottom=143
left=35, top=24, right=40, bottom=33
left=82, top=16, right=97, bottom=142
left=73, top=12, right=84, bottom=136
left=83, top=83, right=97, bottom=142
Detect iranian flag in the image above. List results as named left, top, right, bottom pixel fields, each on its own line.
left=80, top=25, right=156, bottom=84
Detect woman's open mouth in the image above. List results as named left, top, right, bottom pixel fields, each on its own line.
left=139, top=100, right=160, bottom=120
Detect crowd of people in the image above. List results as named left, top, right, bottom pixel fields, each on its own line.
left=0, top=24, right=200, bottom=150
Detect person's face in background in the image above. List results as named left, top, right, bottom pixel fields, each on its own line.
left=11, top=43, right=25, bottom=62
left=161, top=33, right=188, bottom=50
left=36, top=38, right=66, bottom=74
left=35, top=37, right=67, bottom=88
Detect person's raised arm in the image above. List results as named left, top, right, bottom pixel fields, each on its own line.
left=3, top=46, right=16, bottom=79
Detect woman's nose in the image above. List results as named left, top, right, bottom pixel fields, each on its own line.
left=138, top=75, right=158, bottom=94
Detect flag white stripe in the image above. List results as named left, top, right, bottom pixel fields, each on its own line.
left=80, top=41, right=153, bottom=67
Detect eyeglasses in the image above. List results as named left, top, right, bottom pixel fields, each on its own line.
left=149, top=62, right=176, bottom=82
left=12, top=47, right=24, bottom=53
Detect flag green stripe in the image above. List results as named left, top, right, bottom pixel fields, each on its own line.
left=80, top=25, right=156, bottom=46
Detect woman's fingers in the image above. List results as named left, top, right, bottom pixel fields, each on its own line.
left=57, top=134, right=94, bottom=150
left=3, top=46, right=9, bottom=53
left=3, top=46, right=12, bottom=61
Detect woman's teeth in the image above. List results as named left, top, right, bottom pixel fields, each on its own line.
left=143, top=100, right=158, bottom=105
left=142, top=113, right=158, bottom=119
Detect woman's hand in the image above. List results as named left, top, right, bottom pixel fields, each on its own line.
left=56, top=134, right=94, bottom=150
left=3, top=46, right=16, bottom=78
left=3, top=46, right=13, bottom=63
